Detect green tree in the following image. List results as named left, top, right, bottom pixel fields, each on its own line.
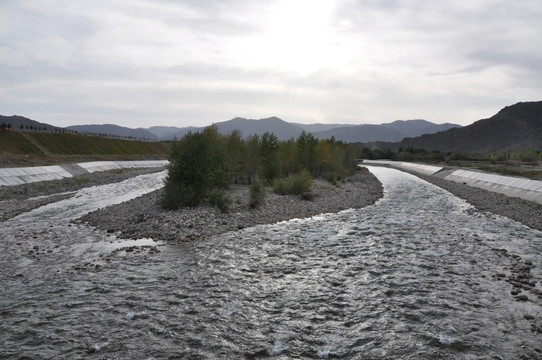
left=296, top=131, right=318, bottom=174
left=278, top=139, right=297, bottom=176
left=224, top=130, right=246, bottom=183
left=314, top=139, right=332, bottom=176
left=259, top=132, right=280, bottom=183
left=161, top=125, right=227, bottom=209
left=245, top=134, right=260, bottom=184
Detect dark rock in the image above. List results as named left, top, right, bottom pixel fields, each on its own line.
left=188, top=223, right=194, bottom=228
left=516, top=294, right=529, bottom=301
left=107, top=228, right=115, bottom=233
left=524, top=314, right=535, bottom=320
left=175, top=224, right=181, bottom=229
left=135, top=214, right=144, bottom=223
left=237, top=224, right=244, bottom=229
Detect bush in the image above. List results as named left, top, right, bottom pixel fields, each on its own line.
left=287, top=169, right=312, bottom=195
left=300, top=191, right=315, bottom=201
left=273, top=178, right=289, bottom=195
left=273, top=169, right=314, bottom=199
left=160, top=181, right=199, bottom=210
left=249, top=178, right=266, bottom=209
left=207, top=189, right=231, bottom=213
left=161, top=126, right=227, bottom=210
left=324, top=171, right=338, bottom=185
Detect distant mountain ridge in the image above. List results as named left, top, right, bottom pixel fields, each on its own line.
left=144, top=116, right=459, bottom=142
left=366, top=101, right=542, bottom=154
left=2, top=114, right=461, bottom=144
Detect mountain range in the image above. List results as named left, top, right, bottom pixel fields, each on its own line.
left=2, top=114, right=460, bottom=143
left=65, top=117, right=460, bottom=142
left=366, top=101, right=542, bottom=154
left=3, top=100, right=541, bottom=154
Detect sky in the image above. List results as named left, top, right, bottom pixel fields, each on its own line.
left=1, top=0, right=541, bottom=128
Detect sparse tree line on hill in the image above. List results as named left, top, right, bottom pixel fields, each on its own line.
left=161, top=125, right=361, bottom=212
left=4, top=124, right=155, bottom=141
left=0, top=122, right=12, bottom=131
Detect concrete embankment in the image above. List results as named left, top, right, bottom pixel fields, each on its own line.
left=0, top=160, right=169, bottom=186
left=362, top=160, right=542, bottom=205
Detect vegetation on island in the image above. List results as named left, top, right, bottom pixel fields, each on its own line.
left=161, top=125, right=361, bottom=212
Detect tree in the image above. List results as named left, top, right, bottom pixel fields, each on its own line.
left=160, top=125, right=228, bottom=209
left=259, top=132, right=280, bottom=183
left=314, top=139, right=332, bottom=176
left=244, top=134, right=260, bottom=184
left=296, top=131, right=317, bottom=174
left=278, top=139, right=297, bottom=176
left=224, top=130, right=246, bottom=183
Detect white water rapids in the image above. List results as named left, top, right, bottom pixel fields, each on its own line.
left=1, top=167, right=541, bottom=359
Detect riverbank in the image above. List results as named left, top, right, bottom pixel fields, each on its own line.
left=397, top=168, right=542, bottom=231
left=2, top=164, right=542, bottom=236
left=0, top=167, right=165, bottom=221
left=78, top=167, right=384, bottom=241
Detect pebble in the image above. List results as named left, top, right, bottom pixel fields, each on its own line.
left=78, top=172, right=384, bottom=243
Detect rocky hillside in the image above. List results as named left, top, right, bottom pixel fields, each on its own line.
left=382, top=101, right=542, bottom=154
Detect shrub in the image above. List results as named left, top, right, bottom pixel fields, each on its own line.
left=249, top=178, right=266, bottom=209
left=273, top=178, right=289, bottom=195
left=160, top=181, right=199, bottom=210
left=161, top=126, right=227, bottom=210
left=287, top=169, right=312, bottom=195
left=207, top=189, right=231, bottom=213
left=300, top=191, right=315, bottom=201
left=324, top=171, right=338, bottom=185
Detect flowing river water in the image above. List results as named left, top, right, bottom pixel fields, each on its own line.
left=1, top=167, right=541, bottom=359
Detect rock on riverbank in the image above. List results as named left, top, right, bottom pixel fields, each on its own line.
left=79, top=168, right=384, bottom=242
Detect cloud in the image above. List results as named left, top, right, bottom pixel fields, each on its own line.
left=0, top=0, right=541, bottom=128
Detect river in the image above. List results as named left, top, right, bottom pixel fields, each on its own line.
left=1, top=166, right=541, bottom=359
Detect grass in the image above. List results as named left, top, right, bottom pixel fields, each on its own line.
left=0, top=131, right=171, bottom=167
left=0, top=131, right=170, bottom=156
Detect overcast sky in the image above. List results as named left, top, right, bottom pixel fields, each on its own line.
left=1, top=0, right=541, bottom=128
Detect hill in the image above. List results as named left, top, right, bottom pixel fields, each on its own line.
left=0, top=115, right=61, bottom=132
left=382, top=119, right=460, bottom=138
left=147, top=117, right=459, bottom=142
left=0, top=131, right=170, bottom=158
left=66, top=124, right=158, bottom=140
left=1, top=114, right=462, bottom=144
left=313, top=124, right=406, bottom=142
left=388, top=101, right=542, bottom=154
left=312, top=120, right=459, bottom=143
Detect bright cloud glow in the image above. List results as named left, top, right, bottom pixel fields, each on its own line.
left=0, top=0, right=541, bottom=128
